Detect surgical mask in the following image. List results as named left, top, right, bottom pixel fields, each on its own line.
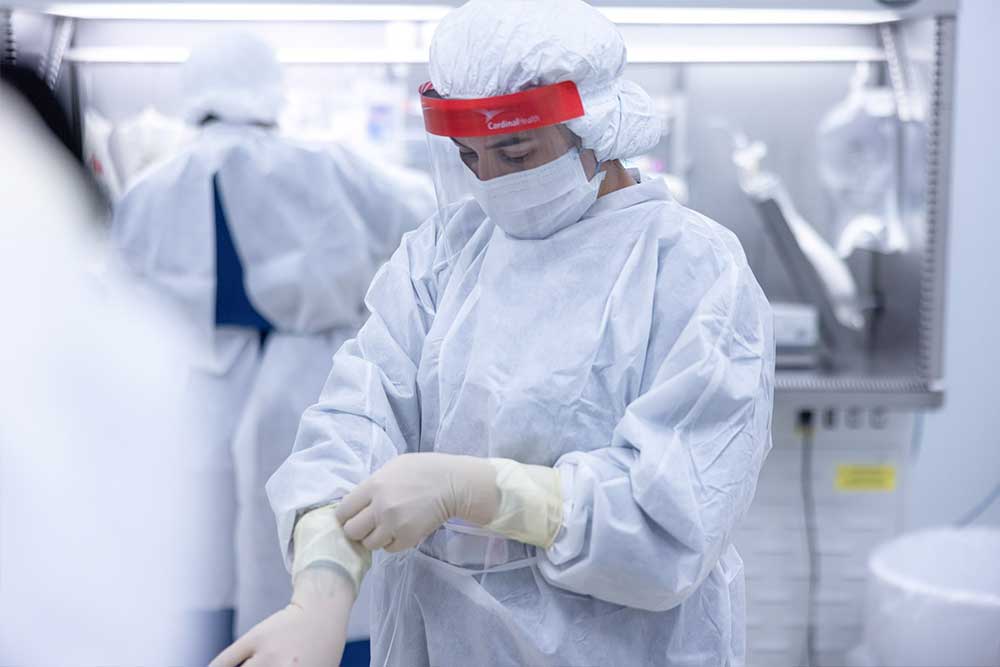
left=469, top=147, right=605, bottom=240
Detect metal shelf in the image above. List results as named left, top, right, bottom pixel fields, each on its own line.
left=775, top=372, right=942, bottom=409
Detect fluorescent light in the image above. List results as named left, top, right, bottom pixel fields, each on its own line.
left=64, top=44, right=884, bottom=66
left=65, top=46, right=189, bottom=63
left=281, top=47, right=430, bottom=64
left=598, top=8, right=901, bottom=25
left=43, top=3, right=899, bottom=25
left=44, top=3, right=451, bottom=22
left=64, top=46, right=431, bottom=64
left=629, top=45, right=887, bottom=63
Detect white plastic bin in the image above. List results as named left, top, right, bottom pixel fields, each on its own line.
left=849, top=528, right=1000, bottom=667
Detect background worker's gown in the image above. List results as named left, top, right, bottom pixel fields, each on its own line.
left=112, top=122, right=434, bottom=637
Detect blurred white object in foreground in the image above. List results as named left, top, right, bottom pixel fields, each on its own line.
left=0, top=81, right=213, bottom=666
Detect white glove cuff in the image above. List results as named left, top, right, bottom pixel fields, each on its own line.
left=484, top=458, right=563, bottom=549
left=292, top=504, right=371, bottom=595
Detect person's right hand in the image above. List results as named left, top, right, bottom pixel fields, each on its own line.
left=209, top=566, right=355, bottom=667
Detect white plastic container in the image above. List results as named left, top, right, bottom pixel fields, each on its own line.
left=850, top=528, right=1000, bottom=667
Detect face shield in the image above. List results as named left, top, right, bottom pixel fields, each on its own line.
left=419, top=81, right=605, bottom=246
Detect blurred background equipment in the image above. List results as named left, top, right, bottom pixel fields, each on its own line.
left=727, top=123, right=869, bottom=358
left=818, top=62, right=909, bottom=259
left=110, top=105, right=193, bottom=189
left=3, top=1, right=996, bottom=666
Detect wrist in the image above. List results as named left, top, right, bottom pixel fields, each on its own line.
left=292, top=504, right=371, bottom=595
left=448, top=454, right=500, bottom=525
left=483, top=458, right=563, bottom=548
left=292, top=564, right=356, bottom=612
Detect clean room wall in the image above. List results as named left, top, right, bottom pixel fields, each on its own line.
left=905, top=0, right=1000, bottom=529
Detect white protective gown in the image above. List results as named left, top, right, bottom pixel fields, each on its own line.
left=268, top=175, right=775, bottom=666
left=112, top=122, right=433, bottom=632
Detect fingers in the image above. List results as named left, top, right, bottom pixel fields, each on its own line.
left=341, top=505, right=376, bottom=542
left=335, top=480, right=373, bottom=524
left=384, top=536, right=406, bottom=553
left=343, top=500, right=394, bottom=551
left=362, top=523, right=394, bottom=551
left=209, top=634, right=255, bottom=667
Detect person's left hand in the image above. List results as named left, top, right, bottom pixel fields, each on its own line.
left=335, top=452, right=498, bottom=552
left=209, top=566, right=354, bottom=667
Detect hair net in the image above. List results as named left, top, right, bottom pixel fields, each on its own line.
left=428, top=0, right=662, bottom=162
left=179, top=32, right=285, bottom=125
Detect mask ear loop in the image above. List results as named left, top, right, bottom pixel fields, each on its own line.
left=583, top=145, right=606, bottom=187
left=562, top=125, right=602, bottom=181
left=577, top=144, right=603, bottom=182
left=592, top=156, right=605, bottom=182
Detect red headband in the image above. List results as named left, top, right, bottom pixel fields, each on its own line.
left=419, top=80, right=585, bottom=138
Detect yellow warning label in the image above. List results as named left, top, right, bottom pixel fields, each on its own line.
left=835, top=465, right=897, bottom=492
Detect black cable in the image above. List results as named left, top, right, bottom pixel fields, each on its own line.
left=798, top=409, right=818, bottom=667
left=956, top=480, right=1000, bottom=527
left=909, top=412, right=925, bottom=460
left=909, top=411, right=996, bottom=540
left=906, top=411, right=999, bottom=527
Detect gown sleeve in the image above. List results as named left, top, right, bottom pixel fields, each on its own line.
left=266, top=218, right=442, bottom=569
left=539, top=221, right=776, bottom=612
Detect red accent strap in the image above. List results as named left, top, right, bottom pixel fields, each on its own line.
left=420, top=81, right=584, bottom=137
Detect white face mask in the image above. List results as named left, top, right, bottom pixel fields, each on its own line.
left=468, top=147, right=605, bottom=240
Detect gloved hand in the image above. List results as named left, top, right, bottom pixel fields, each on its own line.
left=337, top=453, right=564, bottom=552
left=336, top=452, right=499, bottom=552
left=209, top=565, right=354, bottom=667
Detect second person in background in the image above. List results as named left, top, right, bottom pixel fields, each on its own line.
left=112, top=31, right=435, bottom=647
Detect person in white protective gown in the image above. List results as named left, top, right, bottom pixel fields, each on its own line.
left=213, top=2, right=775, bottom=666
left=112, top=32, right=435, bottom=638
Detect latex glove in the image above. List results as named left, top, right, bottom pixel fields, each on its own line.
left=292, top=504, right=370, bottom=595
left=337, top=453, right=564, bottom=552
left=209, top=566, right=353, bottom=667
left=486, top=457, right=563, bottom=548
left=336, top=452, right=498, bottom=552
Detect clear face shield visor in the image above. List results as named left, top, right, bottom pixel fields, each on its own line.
left=419, top=81, right=603, bottom=247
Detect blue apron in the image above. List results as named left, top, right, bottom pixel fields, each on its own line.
left=213, top=173, right=273, bottom=340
